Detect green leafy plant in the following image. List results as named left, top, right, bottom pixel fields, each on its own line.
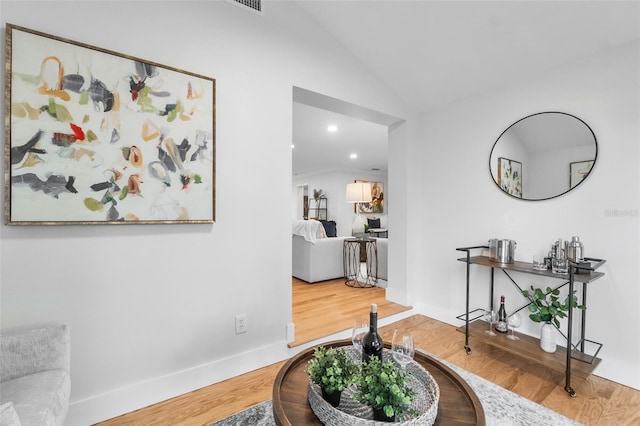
left=304, top=345, right=358, bottom=394
left=313, top=188, right=324, bottom=201
left=354, top=356, right=415, bottom=421
left=522, top=285, right=586, bottom=328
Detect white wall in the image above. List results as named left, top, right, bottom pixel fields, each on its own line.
left=292, top=170, right=388, bottom=236
left=0, top=2, right=414, bottom=424
left=414, top=40, right=640, bottom=390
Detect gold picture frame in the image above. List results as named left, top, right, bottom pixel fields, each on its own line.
left=570, top=160, right=593, bottom=189
left=355, top=180, right=384, bottom=214
left=497, top=157, right=522, bottom=199
left=5, top=24, right=216, bottom=225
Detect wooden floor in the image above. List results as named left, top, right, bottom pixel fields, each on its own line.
left=96, top=280, right=640, bottom=426
left=289, top=277, right=412, bottom=347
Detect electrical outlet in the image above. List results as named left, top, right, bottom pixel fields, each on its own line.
left=235, top=314, right=248, bottom=334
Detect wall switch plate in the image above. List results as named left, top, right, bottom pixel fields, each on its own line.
left=235, top=314, right=248, bottom=334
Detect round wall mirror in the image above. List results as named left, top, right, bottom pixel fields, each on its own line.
left=489, top=112, right=597, bottom=201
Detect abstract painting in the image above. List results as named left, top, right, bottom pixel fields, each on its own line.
left=497, top=157, right=522, bottom=198
left=5, top=24, right=215, bottom=225
left=570, top=160, right=593, bottom=189
left=356, top=180, right=384, bottom=214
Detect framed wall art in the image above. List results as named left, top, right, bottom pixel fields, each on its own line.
left=5, top=24, right=216, bottom=225
left=570, top=160, right=593, bottom=189
left=355, top=180, right=384, bottom=214
left=497, top=157, right=522, bottom=198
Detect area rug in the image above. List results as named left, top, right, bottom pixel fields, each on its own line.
left=211, top=349, right=582, bottom=425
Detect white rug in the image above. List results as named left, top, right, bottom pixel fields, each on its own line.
left=211, top=348, right=582, bottom=425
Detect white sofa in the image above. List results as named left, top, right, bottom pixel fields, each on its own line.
left=292, top=233, right=388, bottom=283
left=292, top=234, right=349, bottom=283
left=0, top=325, right=70, bottom=426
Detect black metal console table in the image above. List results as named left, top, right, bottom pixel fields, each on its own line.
left=456, top=245, right=605, bottom=397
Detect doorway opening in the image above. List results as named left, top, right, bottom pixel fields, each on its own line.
left=290, top=86, right=406, bottom=345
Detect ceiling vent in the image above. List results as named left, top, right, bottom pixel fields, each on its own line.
left=225, top=0, right=264, bottom=16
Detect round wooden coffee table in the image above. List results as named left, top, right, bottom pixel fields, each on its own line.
left=272, top=339, right=485, bottom=425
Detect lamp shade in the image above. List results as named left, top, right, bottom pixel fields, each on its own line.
left=346, top=182, right=373, bottom=203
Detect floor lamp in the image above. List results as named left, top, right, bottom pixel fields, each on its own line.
left=346, top=182, right=372, bottom=238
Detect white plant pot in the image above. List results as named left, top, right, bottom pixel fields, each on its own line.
left=540, top=322, right=557, bottom=353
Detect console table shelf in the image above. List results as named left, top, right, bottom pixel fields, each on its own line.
left=456, top=255, right=605, bottom=283
left=456, top=320, right=601, bottom=378
left=456, top=245, right=606, bottom=397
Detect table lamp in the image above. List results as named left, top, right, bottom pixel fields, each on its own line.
left=346, top=182, right=372, bottom=237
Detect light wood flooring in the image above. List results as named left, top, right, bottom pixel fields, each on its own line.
left=96, top=279, right=640, bottom=426
left=289, top=277, right=412, bottom=347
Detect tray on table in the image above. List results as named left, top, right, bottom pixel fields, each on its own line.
left=272, top=340, right=485, bottom=425
left=308, top=347, right=439, bottom=425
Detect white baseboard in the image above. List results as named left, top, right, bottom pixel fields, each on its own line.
left=385, top=286, right=408, bottom=306
left=66, top=341, right=290, bottom=426
left=413, top=302, right=458, bottom=327
left=65, top=308, right=422, bottom=425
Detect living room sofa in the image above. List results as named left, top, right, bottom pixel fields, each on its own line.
left=292, top=234, right=348, bottom=283
left=0, top=325, right=70, bottom=426
left=292, top=233, right=388, bottom=283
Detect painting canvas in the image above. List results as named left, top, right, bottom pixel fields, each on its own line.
left=5, top=24, right=215, bottom=225
left=497, top=158, right=522, bottom=198
left=570, top=160, right=593, bottom=189
left=356, top=180, right=384, bottom=214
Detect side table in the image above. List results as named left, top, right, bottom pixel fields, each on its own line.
left=343, top=237, right=377, bottom=288
left=368, top=228, right=388, bottom=238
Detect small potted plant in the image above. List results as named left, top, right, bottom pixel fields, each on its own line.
left=305, top=345, right=358, bottom=407
left=522, top=285, right=586, bottom=353
left=354, top=356, right=415, bottom=422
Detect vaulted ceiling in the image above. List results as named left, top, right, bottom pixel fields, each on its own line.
left=292, top=1, right=640, bottom=176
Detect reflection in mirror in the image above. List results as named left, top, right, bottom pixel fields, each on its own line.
left=490, top=112, right=597, bottom=200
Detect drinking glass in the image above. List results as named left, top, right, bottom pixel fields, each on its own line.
left=507, top=312, right=522, bottom=341
left=352, top=319, right=368, bottom=352
left=391, top=330, right=415, bottom=366
left=552, top=258, right=569, bottom=275
left=533, top=254, right=547, bottom=271
left=483, top=309, right=497, bottom=336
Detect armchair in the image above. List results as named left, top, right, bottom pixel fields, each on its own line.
left=1, top=325, right=70, bottom=426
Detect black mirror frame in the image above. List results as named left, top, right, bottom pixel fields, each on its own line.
left=489, top=111, right=598, bottom=201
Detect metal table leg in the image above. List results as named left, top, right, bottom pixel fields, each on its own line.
left=464, top=250, right=472, bottom=355
left=565, top=266, right=576, bottom=397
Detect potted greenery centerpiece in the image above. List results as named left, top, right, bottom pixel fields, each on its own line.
left=355, top=356, right=415, bottom=422
left=305, top=345, right=358, bottom=407
left=522, top=285, right=586, bottom=353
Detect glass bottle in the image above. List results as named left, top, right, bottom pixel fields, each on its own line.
left=362, top=303, right=383, bottom=363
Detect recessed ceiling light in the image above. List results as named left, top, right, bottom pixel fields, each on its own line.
left=291, top=144, right=295, bottom=149
left=350, top=153, right=358, bottom=159
left=327, top=125, right=338, bottom=132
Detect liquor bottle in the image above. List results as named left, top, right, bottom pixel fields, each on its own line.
left=495, top=295, right=508, bottom=333
left=362, top=303, right=384, bottom=363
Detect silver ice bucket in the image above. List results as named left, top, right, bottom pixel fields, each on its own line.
left=489, top=239, right=517, bottom=263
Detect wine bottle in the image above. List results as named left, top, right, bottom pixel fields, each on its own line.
left=495, top=295, right=508, bottom=333
left=362, top=303, right=383, bottom=363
